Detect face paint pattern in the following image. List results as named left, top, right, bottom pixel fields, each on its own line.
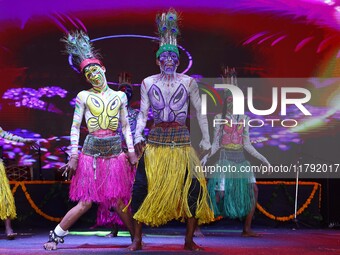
left=84, top=65, right=106, bottom=88
left=158, top=51, right=179, bottom=75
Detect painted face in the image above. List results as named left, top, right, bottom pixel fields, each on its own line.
left=158, top=51, right=179, bottom=74
left=83, top=65, right=106, bottom=88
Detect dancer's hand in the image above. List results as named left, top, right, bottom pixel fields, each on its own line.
left=199, top=138, right=211, bottom=151
left=127, top=151, right=138, bottom=166
left=134, top=141, right=145, bottom=157
left=263, top=161, right=272, bottom=175
left=60, top=156, right=78, bottom=180
left=200, top=153, right=209, bottom=167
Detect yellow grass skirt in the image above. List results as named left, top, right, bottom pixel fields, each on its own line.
left=133, top=144, right=214, bottom=226
left=0, top=161, right=16, bottom=220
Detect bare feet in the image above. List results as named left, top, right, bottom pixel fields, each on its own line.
left=127, top=239, right=142, bottom=251
left=6, top=230, right=17, bottom=240
left=194, top=228, right=205, bottom=237
left=184, top=241, right=203, bottom=251
left=43, top=241, right=58, bottom=250
left=105, top=226, right=118, bottom=238
left=105, top=231, right=118, bottom=238
left=241, top=230, right=261, bottom=237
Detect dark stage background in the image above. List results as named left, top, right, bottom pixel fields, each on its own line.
left=0, top=1, right=339, bottom=226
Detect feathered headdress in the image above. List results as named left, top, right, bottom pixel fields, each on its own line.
left=221, top=66, right=238, bottom=118
left=155, top=9, right=180, bottom=58
left=61, top=30, right=102, bottom=72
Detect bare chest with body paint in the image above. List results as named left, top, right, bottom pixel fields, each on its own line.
left=78, top=89, right=124, bottom=133
left=221, top=115, right=247, bottom=150
left=144, top=75, right=191, bottom=125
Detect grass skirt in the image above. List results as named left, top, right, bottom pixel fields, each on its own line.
left=0, top=161, right=16, bottom=220
left=96, top=203, right=123, bottom=227
left=96, top=164, right=136, bottom=227
left=207, top=149, right=255, bottom=219
left=69, top=152, right=134, bottom=208
left=133, top=144, right=214, bottom=226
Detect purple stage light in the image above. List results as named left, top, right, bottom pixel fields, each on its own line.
left=2, top=86, right=68, bottom=112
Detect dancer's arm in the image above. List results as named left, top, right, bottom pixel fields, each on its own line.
left=243, top=116, right=270, bottom=166
left=189, top=78, right=211, bottom=150
left=210, top=113, right=222, bottom=156
left=60, top=92, right=85, bottom=179
left=134, top=80, right=150, bottom=155
left=119, top=92, right=137, bottom=165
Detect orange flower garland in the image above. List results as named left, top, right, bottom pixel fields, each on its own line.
left=11, top=182, right=20, bottom=194
left=9, top=181, right=321, bottom=223
left=256, top=181, right=321, bottom=222
left=10, top=181, right=70, bottom=222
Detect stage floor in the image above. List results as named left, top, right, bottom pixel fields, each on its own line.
left=0, top=226, right=339, bottom=255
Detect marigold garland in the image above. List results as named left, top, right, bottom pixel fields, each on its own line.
left=11, top=182, right=20, bottom=194
left=256, top=181, right=321, bottom=222
left=8, top=181, right=321, bottom=223
left=9, top=181, right=70, bottom=222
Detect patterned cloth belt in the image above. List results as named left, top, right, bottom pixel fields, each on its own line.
left=148, top=123, right=191, bottom=147
left=155, top=122, right=182, bottom=128
left=219, top=148, right=245, bottom=163
left=82, top=134, right=122, bottom=157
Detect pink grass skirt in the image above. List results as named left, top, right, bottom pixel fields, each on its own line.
left=69, top=152, right=135, bottom=208
left=96, top=203, right=123, bottom=226
left=95, top=164, right=136, bottom=226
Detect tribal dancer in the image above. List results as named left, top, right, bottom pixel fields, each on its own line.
left=43, top=31, right=137, bottom=250
left=95, top=72, right=138, bottom=237
left=207, top=67, right=271, bottom=237
left=129, top=9, right=214, bottom=251
left=0, top=126, right=37, bottom=240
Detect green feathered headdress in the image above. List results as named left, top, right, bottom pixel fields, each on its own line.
left=61, top=30, right=102, bottom=72
left=155, top=9, right=180, bottom=58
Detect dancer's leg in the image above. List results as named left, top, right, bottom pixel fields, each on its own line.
left=113, top=199, right=134, bottom=241
left=184, top=217, right=202, bottom=250
left=5, top=218, right=16, bottom=240
left=43, top=201, right=92, bottom=250
left=242, top=183, right=260, bottom=237
left=184, top=178, right=203, bottom=250
left=128, top=154, right=147, bottom=251
left=127, top=220, right=143, bottom=251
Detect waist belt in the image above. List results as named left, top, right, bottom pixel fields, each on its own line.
left=148, top=124, right=191, bottom=147
left=82, top=134, right=122, bottom=157
left=220, top=148, right=246, bottom=163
